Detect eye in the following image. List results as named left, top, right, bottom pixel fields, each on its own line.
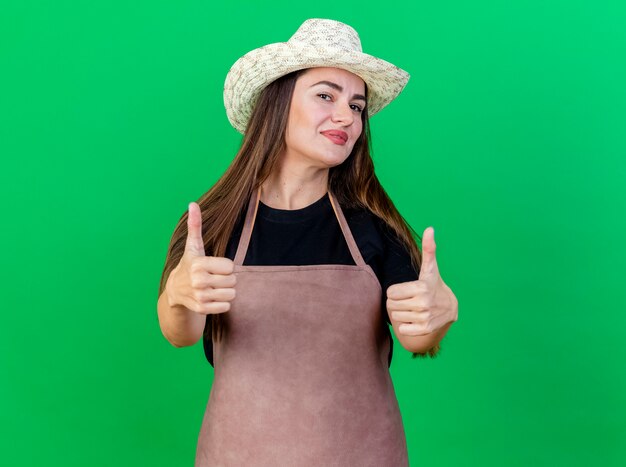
left=350, top=104, right=364, bottom=113
left=317, top=93, right=364, bottom=113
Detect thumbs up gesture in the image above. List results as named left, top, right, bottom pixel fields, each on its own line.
left=386, top=227, right=458, bottom=337
left=165, top=202, right=237, bottom=314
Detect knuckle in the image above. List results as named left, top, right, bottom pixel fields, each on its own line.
left=190, top=261, right=203, bottom=275
left=190, top=291, right=200, bottom=304
left=188, top=300, right=203, bottom=314
left=203, top=273, right=216, bottom=286
left=194, top=291, right=208, bottom=303
left=408, top=283, right=420, bottom=295
left=214, top=256, right=235, bottom=274
left=409, top=298, right=426, bottom=311
left=225, top=262, right=235, bottom=274
left=206, top=259, right=219, bottom=273
left=193, top=290, right=209, bottom=303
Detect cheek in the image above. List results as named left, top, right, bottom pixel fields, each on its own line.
left=286, top=118, right=308, bottom=146
left=285, top=107, right=305, bottom=139
left=289, top=104, right=317, bottom=132
left=353, top=120, right=363, bottom=142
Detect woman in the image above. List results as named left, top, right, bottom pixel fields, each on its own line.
left=157, top=18, right=458, bottom=466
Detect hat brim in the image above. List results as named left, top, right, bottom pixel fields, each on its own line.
left=224, top=41, right=410, bottom=134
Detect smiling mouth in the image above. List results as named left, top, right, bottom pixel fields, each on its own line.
left=320, top=130, right=348, bottom=145
left=322, top=133, right=347, bottom=145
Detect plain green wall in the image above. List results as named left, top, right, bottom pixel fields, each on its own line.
left=2, top=1, right=625, bottom=466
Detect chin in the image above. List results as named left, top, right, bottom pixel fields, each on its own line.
left=315, top=151, right=351, bottom=168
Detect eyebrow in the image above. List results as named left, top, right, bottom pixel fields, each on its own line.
left=310, top=80, right=367, bottom=102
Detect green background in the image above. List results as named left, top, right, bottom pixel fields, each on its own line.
left=2, top=1, right=625, bottom=465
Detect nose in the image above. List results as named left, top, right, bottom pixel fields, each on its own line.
left=331, top=102, right=354, bottom=126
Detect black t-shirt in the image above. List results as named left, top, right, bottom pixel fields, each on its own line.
left=202, top=192, right=420, bottom=367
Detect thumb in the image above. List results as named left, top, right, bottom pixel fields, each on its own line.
left=419, top=226, right=439, bottom=279
left=184, top=202, right=206, bottom=257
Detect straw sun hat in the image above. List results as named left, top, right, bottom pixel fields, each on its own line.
left=223, top=18, right=410, bottom=134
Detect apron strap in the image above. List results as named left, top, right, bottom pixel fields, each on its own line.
left=234, top=186, right=261, bottom=266
left=234, top=186, right=366, bottom=268
left=328, top=191, right=366, bottom=267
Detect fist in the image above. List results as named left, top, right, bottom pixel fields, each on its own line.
left=386, top=227, right=458, bottom=336
left=165, top=202, right=237, bottom=315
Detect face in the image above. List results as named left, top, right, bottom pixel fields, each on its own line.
left=283, top=67, right=366, bottom=169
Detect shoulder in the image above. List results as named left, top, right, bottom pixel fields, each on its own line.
left=343, top=203, right=420, bottom=288
left=342, top=204, right=405, bottom=253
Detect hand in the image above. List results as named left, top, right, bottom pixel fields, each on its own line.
left=165, top=202, right=237, bottom=314
left=386, top=227, right=458, bottom=336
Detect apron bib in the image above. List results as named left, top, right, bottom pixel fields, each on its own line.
left=195, top=187, right=409, bottom=466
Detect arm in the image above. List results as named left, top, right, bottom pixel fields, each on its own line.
left=157, top=202, right=236, bottom=348
left=386, top=227, right=458, bottom=357
left=157, top=270, right=206, bottom=348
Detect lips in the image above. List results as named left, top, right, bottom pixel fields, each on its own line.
left=321, top=130, right=348, bottom=145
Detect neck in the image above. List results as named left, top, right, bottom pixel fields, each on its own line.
left=260, top=158, right=329, bottom=210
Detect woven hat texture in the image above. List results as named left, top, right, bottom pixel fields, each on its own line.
left=223, top=18, right=410, bottom=134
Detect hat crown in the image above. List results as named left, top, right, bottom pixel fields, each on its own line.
left=288, top=18, right=362, bottom=53
left=224, top=18, right=409, bottom=134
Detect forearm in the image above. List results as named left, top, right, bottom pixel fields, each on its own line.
left=157, top=289, right=206, bottom=348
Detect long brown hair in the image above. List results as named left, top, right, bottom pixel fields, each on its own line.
left=159, top=68, right=437, bottom=358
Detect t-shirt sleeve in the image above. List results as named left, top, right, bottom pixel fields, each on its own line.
left=376, top=218, right=421, bottom=323
left=203, top=215, right=245, bottom=368
left=367, top=215, right=420, bottom=367
left=345, top=209, right=420, bottom=323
